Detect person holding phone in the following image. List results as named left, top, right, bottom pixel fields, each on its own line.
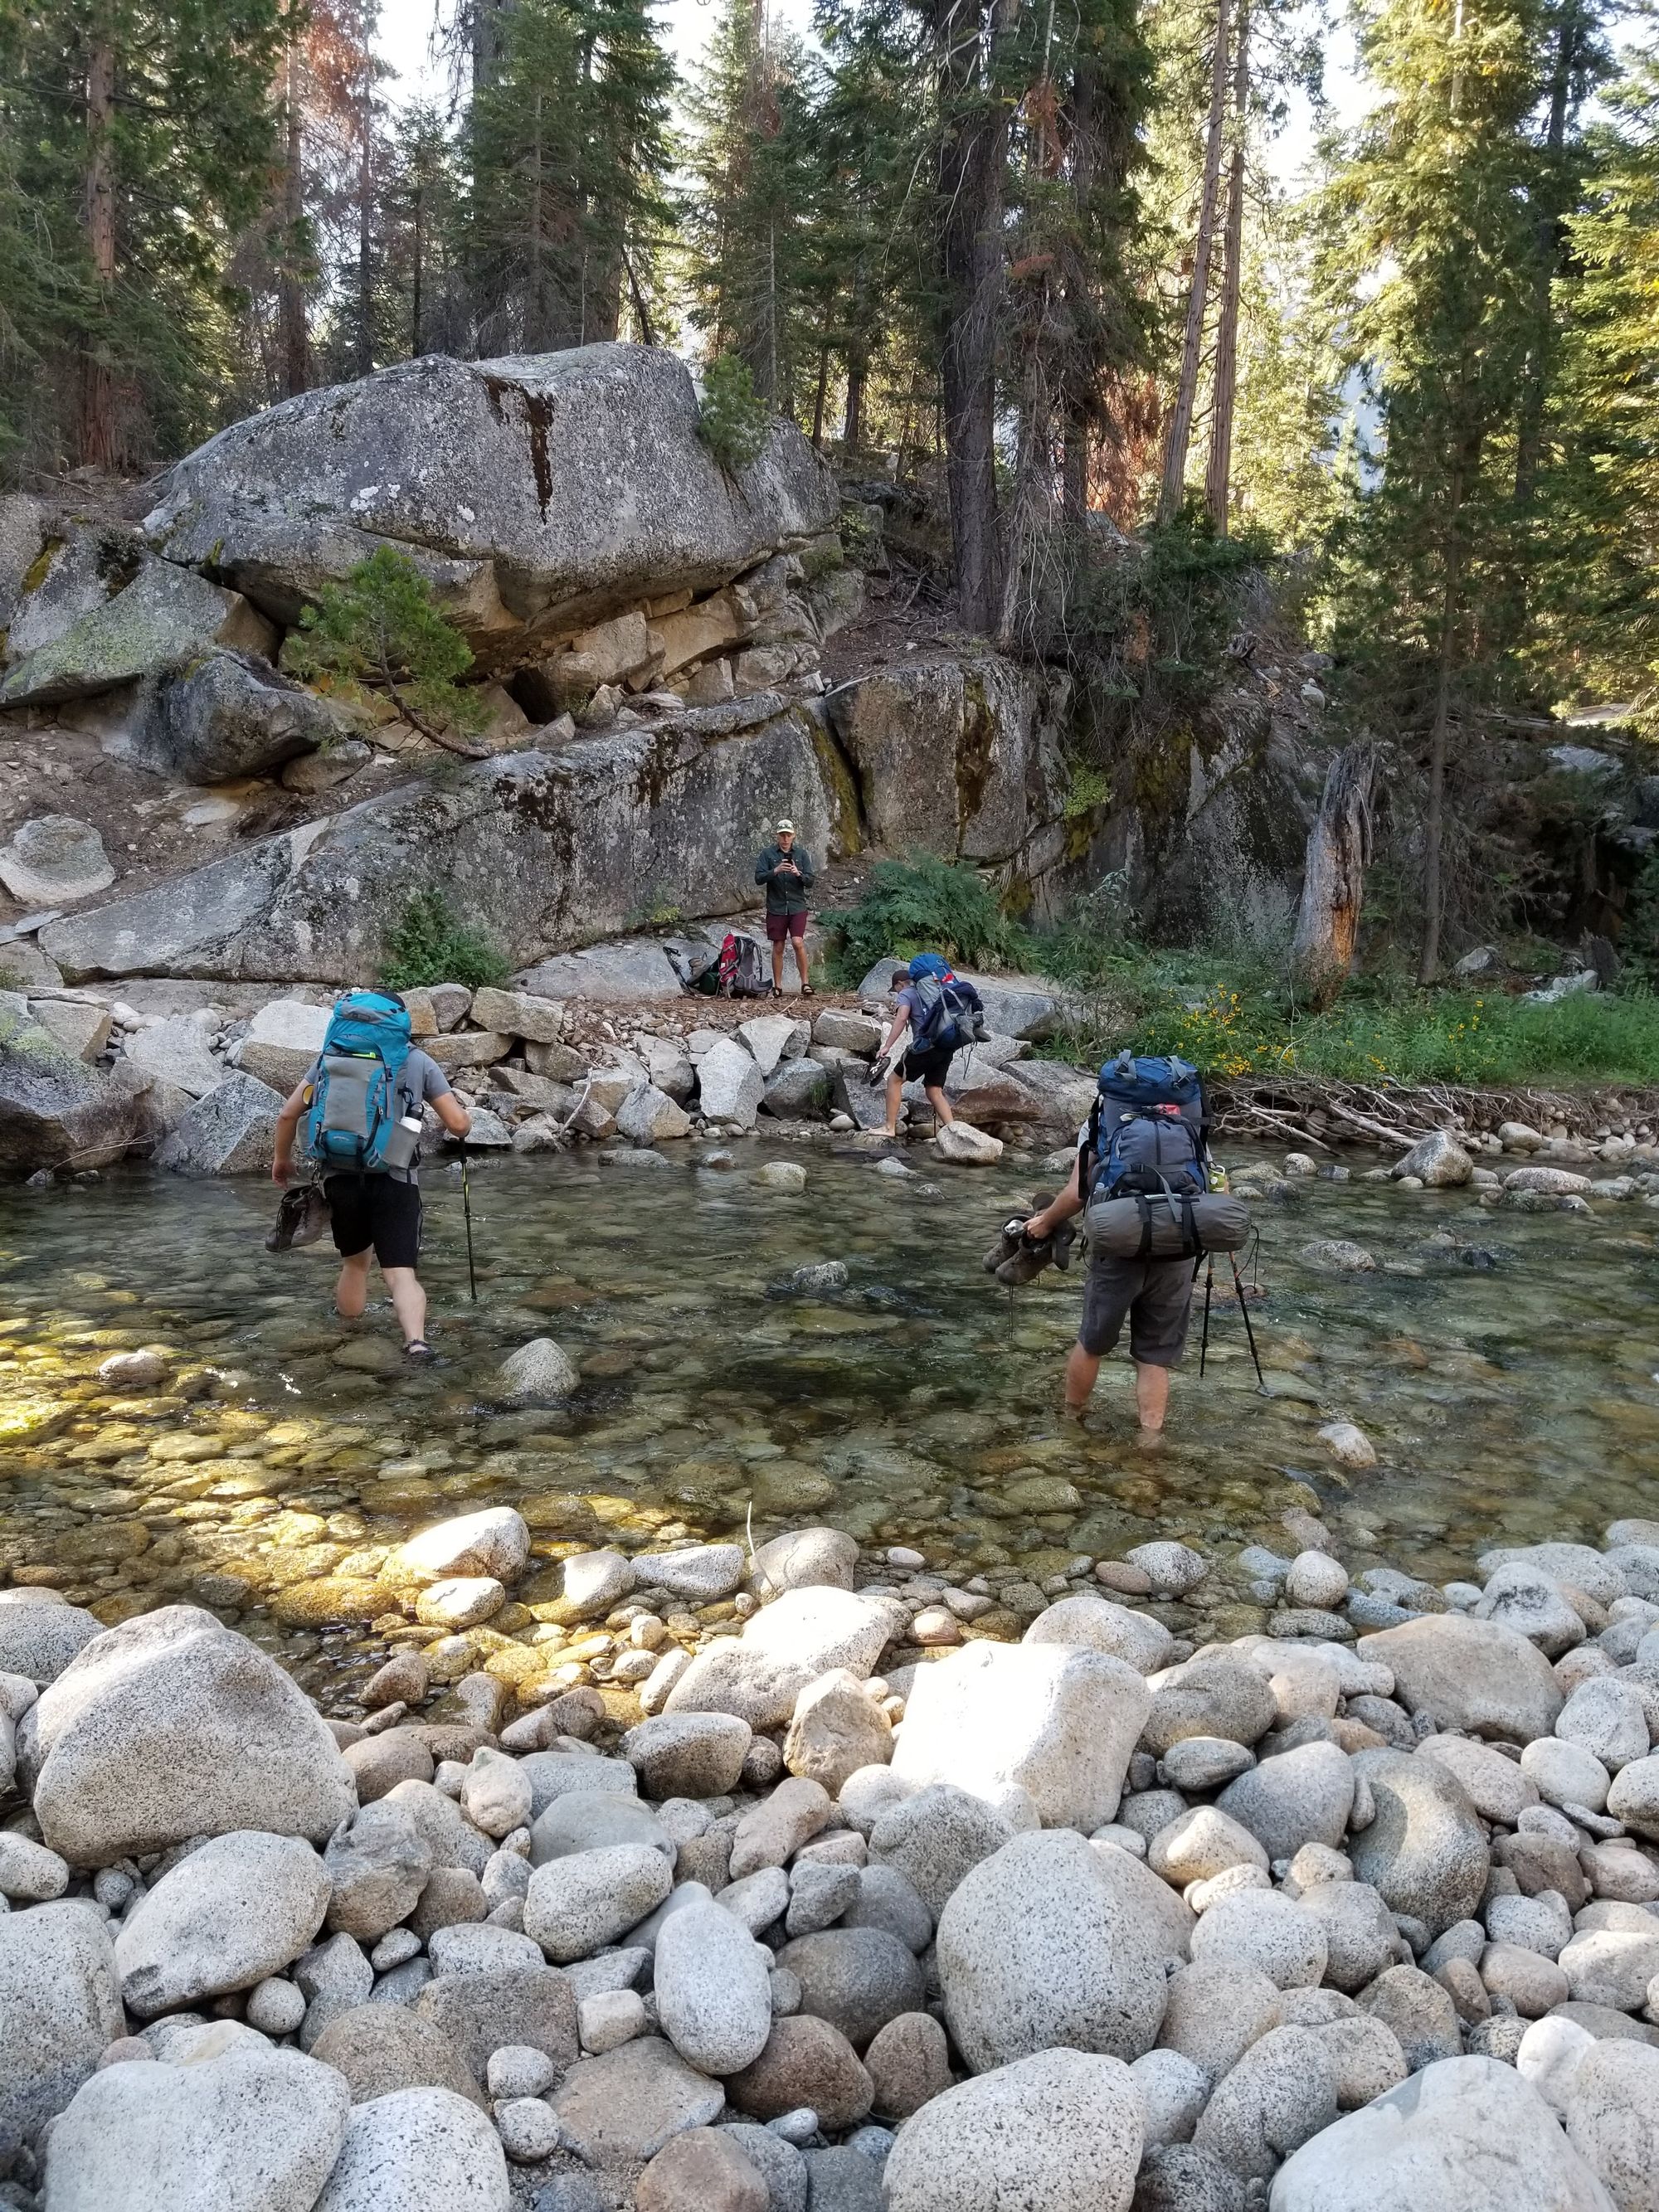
left=754, top=819, right=815, bottom=999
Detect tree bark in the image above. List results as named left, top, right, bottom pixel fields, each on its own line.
left=1513, top=0, right=1581, bottom=512
left=1156, top=0, right=1231, bottom=525
left=1418, top=466, right=1467, bottom=984
left=843, top=362, right=866, bottom=451
left=280, top=28, right=309, bottom=397
left=355, top=33, right=375, bottom=377
left=78, top=25, right=118, bottom=469
left=1292, top=741, right=1376, bottom=1006
left=937, top=0, right=1018, bottom=634
left=1204, top=0, right=1249, bottom=531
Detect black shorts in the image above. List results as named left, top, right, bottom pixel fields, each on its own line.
left=1078, top=1254, right=1193, bottom=1366
left=902, top=1041, right=954, bottom=1086
left=324, top=1174, right=423, bottom=1270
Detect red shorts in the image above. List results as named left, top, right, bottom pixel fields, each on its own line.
left=765, top=911, right=808, bottom=943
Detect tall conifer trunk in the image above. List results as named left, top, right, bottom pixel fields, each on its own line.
left=1156, top=0, right=1231, bottom=523
left=937, top=0, right=1018, bottom=634
left=79, top=23, right=118, bottom=469
left=355, top=25, right=374, bottom=376
left=280, top=26, right=308, bottom=397
left=1204, top=0, right=1249, bottom=531
left=1419, top=464, right=1467, bottom=984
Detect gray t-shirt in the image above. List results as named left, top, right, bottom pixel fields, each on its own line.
left=304, top=1045, right=452, bottom=1185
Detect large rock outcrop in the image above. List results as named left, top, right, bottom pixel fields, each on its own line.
left=142, top=345, right=840, bottom=664
left=0, top=994, right=140, bottom=1174
left=825, top=654, right=1071, bottom=881
left=0, top=558, right=275, bottom=709
left=41, top=697, right=847, bottom=982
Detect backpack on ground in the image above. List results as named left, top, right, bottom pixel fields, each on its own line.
left=907, top=955, right=986, bottom=1056
left=713, top=932, right=770, bottom=997
left=302, top=990, right=416, bottom=1173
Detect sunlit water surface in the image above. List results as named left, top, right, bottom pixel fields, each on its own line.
left=3, top=1144, right=1657, bottom=1699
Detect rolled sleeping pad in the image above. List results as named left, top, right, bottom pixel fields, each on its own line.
left=1085, top=1189, right=1249, bottom=1261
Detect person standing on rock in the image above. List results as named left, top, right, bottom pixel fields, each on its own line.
left=754, top=819, right=815, bottom=999
left=1019, top=1143, right=1193, bottom=1437
left=270, top=990, right=470, bottom=1361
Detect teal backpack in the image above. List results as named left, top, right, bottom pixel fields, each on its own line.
left=302, top=991, right=416, bottom=1172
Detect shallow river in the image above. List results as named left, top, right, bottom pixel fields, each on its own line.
left=3, top=1143, right=1658, bottom=1699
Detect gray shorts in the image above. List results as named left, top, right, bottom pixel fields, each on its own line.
left=1078, top=1255, right=1194, bottom=1366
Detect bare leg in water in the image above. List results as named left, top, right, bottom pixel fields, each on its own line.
left=335, top=1252, right=428, bottom=1348
left=1064, top=1343, right=1170, bottom=1434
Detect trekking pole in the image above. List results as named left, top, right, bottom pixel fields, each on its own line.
left=1198, top=1257, right=1214, bottom=1378
left=460, top=1149, right=478, bottom=1303
left=1228, top=1250, right=1267, bottom=1391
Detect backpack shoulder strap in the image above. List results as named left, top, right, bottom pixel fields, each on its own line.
left=1078, top=1096, right=1102, bottom=1194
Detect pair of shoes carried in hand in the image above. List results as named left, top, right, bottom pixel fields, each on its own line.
left=983, top=1193, right=1078, bottom=1286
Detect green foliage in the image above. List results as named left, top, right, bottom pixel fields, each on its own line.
left=1, top=0, right=287, bottom=469
left=469, top=0, right=674, bottom=352
left=697, top=354, right=771, bottom=471
left=1025, top=916, right=1659, bottom=1085
left=1530, top=52, right=1659, bottom=729
left=1059, top=508, right=1274, bottom=741
left=379, top=891, right=510, bottom=994
left=284, top=547, right=486, bottom=745
left=831, top=854, right=1021, bottom=979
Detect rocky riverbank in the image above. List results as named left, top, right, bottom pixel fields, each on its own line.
left=16, top=936, right=1659, bottom=1193
left=6, top=1506, right=1659, bottom=2209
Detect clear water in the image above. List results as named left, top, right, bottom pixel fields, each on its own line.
left=4, top=1145, right=1659, bottom=1695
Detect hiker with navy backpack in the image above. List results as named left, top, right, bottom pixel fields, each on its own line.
left=1019, top=1052, right=1247, bottom=1433
left=872, top=953, right=987, bottom=1142
left=270, top=990, right=471, bottom=1362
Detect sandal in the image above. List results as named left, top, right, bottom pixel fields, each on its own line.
left=800, top=984, right=815, bottom=998
left=771, top=984, right=783, bottom=999
left=404, top=1339, right=436, bottom=1363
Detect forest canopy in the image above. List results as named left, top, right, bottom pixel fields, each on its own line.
left=2, top=0, right=1656, bottom=977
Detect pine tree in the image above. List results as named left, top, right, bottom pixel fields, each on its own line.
left=1322, top=0, right=1545, bottom=979
left=683, top=0, right=825, bottom=411
left=1532, top=42, right=1659, bottom=723
left=380, top=104, right=469, bottom=362
left=469, top=0, right=674, bottom=356
left=2, top=0, right=287, bottom=470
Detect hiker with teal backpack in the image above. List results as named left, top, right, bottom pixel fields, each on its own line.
left=270, top=990, right=470, bottom=1361
left=871, top=953, right=986, bottom=1141
left=1020, top=1052, right=1243, bottom=1435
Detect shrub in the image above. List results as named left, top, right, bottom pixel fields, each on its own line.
left=698, top=354, right=769, bottom=473
left=284, top=546, right=488, bottom=748
left=832, top=854, right=1021, bottom=980
left=379, top=890, right=509, bottom=993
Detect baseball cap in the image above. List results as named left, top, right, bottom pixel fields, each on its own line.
left=776, top=819, right=795, bottom=835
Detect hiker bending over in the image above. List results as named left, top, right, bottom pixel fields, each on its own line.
left=1022, top=1054, right=1211, bottom=1435
left=272, top=989, right=469, bottom=1361
left=873, top=953, right=983, bottom=1142
left=754, top=819, right=815, bottom=999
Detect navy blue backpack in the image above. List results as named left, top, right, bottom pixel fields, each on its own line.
left=1081, top=1052, right=1209, bottom=1199
left=907, top=953, right=985, bottom=1055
